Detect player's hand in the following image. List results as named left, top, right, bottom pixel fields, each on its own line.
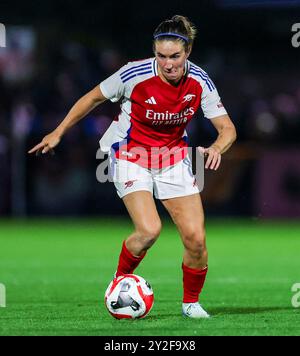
left=28, top=131, right=61, bottom=156
left=197, top=145, right=221, bottom=170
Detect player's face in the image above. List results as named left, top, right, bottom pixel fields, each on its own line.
left=155, top=40, right=190, bottom=84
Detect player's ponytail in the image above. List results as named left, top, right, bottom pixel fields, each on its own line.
left=153, top=15, right=197, bottom=52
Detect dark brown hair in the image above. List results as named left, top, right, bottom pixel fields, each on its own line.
left=153, top=15, right=197, bottom=52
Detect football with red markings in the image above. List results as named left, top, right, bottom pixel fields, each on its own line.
left=104, top=274, right=154, bottom=319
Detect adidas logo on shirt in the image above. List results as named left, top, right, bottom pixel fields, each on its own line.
left=145, top=96, right=157, bottom=105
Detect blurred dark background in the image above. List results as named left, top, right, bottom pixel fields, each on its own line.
left=1, top=0, right=300, bottom=218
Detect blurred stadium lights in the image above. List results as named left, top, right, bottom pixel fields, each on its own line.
left=1, top=27, right=36, bottom=216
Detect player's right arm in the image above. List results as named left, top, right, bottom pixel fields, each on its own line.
left=28, top=85, right=107, bottom=155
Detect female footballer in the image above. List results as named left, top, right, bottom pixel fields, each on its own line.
left=29, top=15, right=236, bottom=318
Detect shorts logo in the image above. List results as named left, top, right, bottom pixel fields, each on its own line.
left=217, top=101, right=224, bottom=108
left=124, top=180, right=137, bottom=189
left=182, top=94, right=196, bottom=103
left=193, top=178, right=198, bottom=187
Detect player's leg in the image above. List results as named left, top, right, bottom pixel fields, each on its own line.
left=110, top=156, right=161, bottom=276
left=154, top=156, right=207, bottom=269
left=123, top=191, right=162, bottom=255
left=161, top=193, right=209, bottom=318
left=115, top=191, right=162, bottom=277
left=162, top=193, right=207, bottom=268
left=153, top=156, right=209, bottom=316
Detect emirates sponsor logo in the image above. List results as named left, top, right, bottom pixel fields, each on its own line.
left=146, top=107, right=195, bottom=125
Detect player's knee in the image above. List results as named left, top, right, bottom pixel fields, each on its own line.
left=192, top=240, right=207, bottom=258
left=138, top=221, right=161, bottom=247
left=183, top=229, right=207, bottom=256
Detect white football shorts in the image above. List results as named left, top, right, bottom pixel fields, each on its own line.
left=109, top=155, right=200, bottom=200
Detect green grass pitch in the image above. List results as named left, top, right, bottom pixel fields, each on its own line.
left=0, top=218, right=299, bottom=336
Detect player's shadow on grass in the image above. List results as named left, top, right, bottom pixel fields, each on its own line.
left=209, top=306, right=292, bottom=315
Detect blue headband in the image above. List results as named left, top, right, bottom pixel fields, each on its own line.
left=154, top=32, right=189, bottom=42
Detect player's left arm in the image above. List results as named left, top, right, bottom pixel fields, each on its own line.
left=199, top=114, right=237, bottom=170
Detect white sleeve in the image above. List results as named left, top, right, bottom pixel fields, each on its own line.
left=201, top=79, right=228, bottom=119
left=99, top=67, right=126, bottom=103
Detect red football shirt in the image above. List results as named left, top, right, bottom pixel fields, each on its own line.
left=100, top=58, right=227, bottom=168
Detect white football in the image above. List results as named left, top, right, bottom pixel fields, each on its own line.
left=104, top=274, right=154, bottom=319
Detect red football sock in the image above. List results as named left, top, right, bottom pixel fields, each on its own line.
left=116, top=241, right=146, bottom=277
left=182, top=263, right=208, bottom=303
